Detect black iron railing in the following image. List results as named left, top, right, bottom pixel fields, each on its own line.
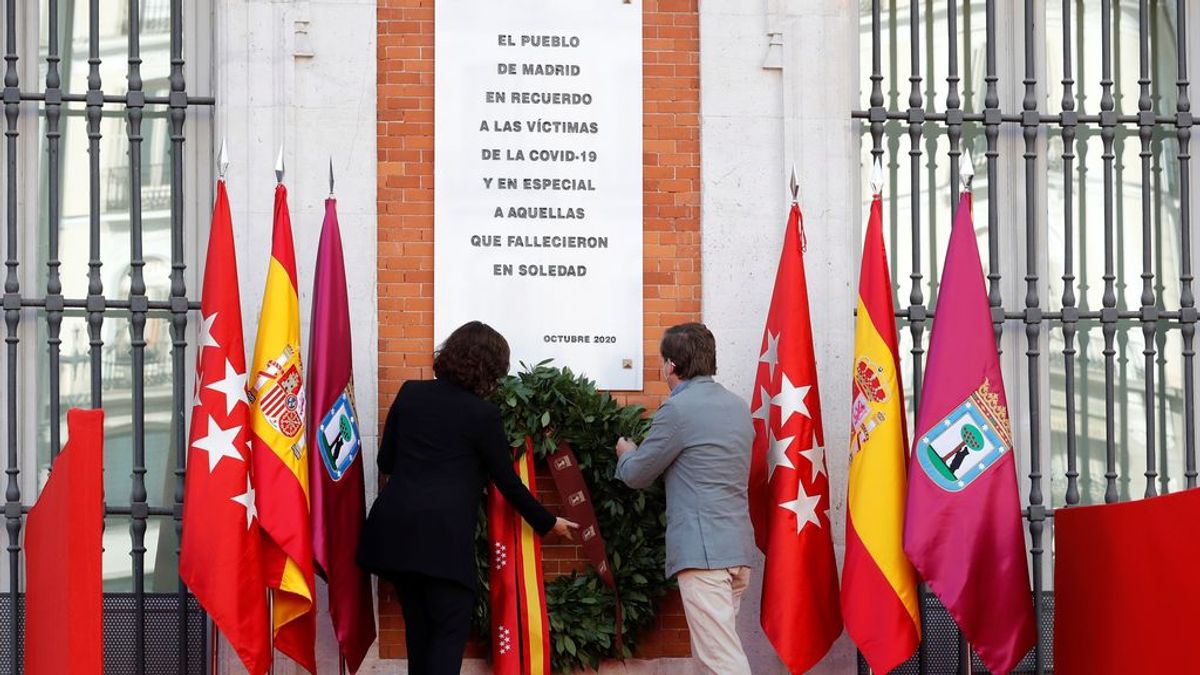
left=854, top=1, right=1194, bottom=673
left=3, top=0, right=213, bottom=672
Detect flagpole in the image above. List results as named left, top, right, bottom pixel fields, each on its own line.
left=863, top=158, right=881, bottom=675
left=789, top=163, right=806, bottom=251
left=268, top=589, right=275, bottom=675
left=209, top=620, right=218, bottom=675
left=958, top=150, right=975, bottom=675
left=267, top=147, right=280, bottom=675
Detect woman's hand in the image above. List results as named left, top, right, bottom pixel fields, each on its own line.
left=550, top=517, right=580, bottom=541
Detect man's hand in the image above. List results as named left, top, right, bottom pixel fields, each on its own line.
left=615, top=437, right=636, bottom=458
left=550, top=517, right=580, bottom=541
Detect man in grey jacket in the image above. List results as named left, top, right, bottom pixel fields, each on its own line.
left=614, top=322, right=755, bottom=675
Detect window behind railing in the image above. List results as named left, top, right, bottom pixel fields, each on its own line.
left=1, top=0, right=214, bottom=672
left=855, top=1, right=1196, bottom=673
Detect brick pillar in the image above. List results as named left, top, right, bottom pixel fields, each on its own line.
left=377, top=0, right=701, bottom=661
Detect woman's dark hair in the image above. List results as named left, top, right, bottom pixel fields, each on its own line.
left=660, top=322, right=717, bottom=380
left=433, top=321, right=511, bottom=396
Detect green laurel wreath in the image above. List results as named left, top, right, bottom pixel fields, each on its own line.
left=472, top=362, right=672, bottom=672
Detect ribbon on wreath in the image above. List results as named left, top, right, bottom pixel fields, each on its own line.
left=488, top=437, right=551, bottom=675
left=546, top=440, right=624, bottom=653
left=488, top=438, right=625, bottom=674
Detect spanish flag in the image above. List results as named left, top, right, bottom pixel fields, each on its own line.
left=249, top=183, right=316, bottom=672
left=841, top=184, right=920, bottom=673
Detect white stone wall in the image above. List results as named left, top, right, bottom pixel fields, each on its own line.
left=701, top=1, right=861, bottom=673
left=213, top=0, right=378, bottom=672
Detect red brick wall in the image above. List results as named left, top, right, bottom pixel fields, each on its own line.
left=376, top=0, right=701, bottom=661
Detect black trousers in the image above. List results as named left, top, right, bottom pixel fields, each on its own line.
left=391, top=572, right=476, bottom=675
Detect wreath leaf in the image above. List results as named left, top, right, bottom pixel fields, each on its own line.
left=473, top=363, right=672, bottom=672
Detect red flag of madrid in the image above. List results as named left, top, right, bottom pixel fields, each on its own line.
left=748, top=201, right=843, bottom=674
left=180, top=179, right=271, bottom=675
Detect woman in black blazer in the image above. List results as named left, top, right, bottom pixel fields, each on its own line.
left=358, top=321, right=576, bottom=675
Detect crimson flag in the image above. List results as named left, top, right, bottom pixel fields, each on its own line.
left=25, top=409, right=104, bottom=675
left=748, top=202, right=842, bottom=673
left=903, top=191, right=1036, bottom=673
left=180, top=179, right=271, bottom=674
left=1055, top=489, right=1200, bottom=674
left=308, top=197, right=376, bottom=671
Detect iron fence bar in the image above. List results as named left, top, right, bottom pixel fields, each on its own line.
left=905, top=0, right=928, bottom=669
left=889, top=0, right=899, bottom=117
left=105, top=504, right=179, bottom=517
left=1151, top=0, right=1171, bottom=497
left=948, top=2, right=965, bottom=669
left=1060, top=0, right=1081, bottom=508
left=946, top=0, right=961, bottom=209
left=126, top=0, right=150, bottom=670
left=924, top=0, right=938, bottom=322
left=20, top=297, right=200, bottom=311
left=16, top=92, right=215, bottom=106
left=1137, top=0, right=1158, bottom=499
left=2, top=0, right=18, bottom=669
left=5, top=503, right=176, bottom=517
left=870, top=0, right=884, bottom=168
left=46, top=0, right=64, bottom=462
left=910, top=0, right=928, bottom=419
left=87, top=0, right=104, bottom=409
left=850, top=109, right=1188, bottom=126
left=1077, top=3, right=1096, bottom=499
left=888, top=308, right=1181, bottom=321
left=167, top=0, right=190, bottom=670
left=986, top=0, right=1003, bottom=347
left=887, top=0, right=901, bottom=311
left=1115, top=2, right=1133, bottom=504
left=1101, top=0, right=1121, bottom=505
left=1020, top=2, right=1046, bottom=672
left=1176, top=0, right=1198, bottom=489
left=963, top=0, right=973, bottom=115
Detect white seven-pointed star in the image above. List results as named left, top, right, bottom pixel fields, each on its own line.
left=751, top=386, right=771, bottom=423
left=767, top=429, right=796, bottom=481
left=230, top=475, right=257, bottom=530
left=799, top=445, right=828, bottom=483
left=198, top=312, right=220, bottom=350
left=205, top=359, right=248, bottom=415
left=772, top=374, right=812, bottom=426
left=759, top=330, right=781, bottom=380
left=191, top=415, right=245, bottom=473
left=779, top=483, right=823, bottom=534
